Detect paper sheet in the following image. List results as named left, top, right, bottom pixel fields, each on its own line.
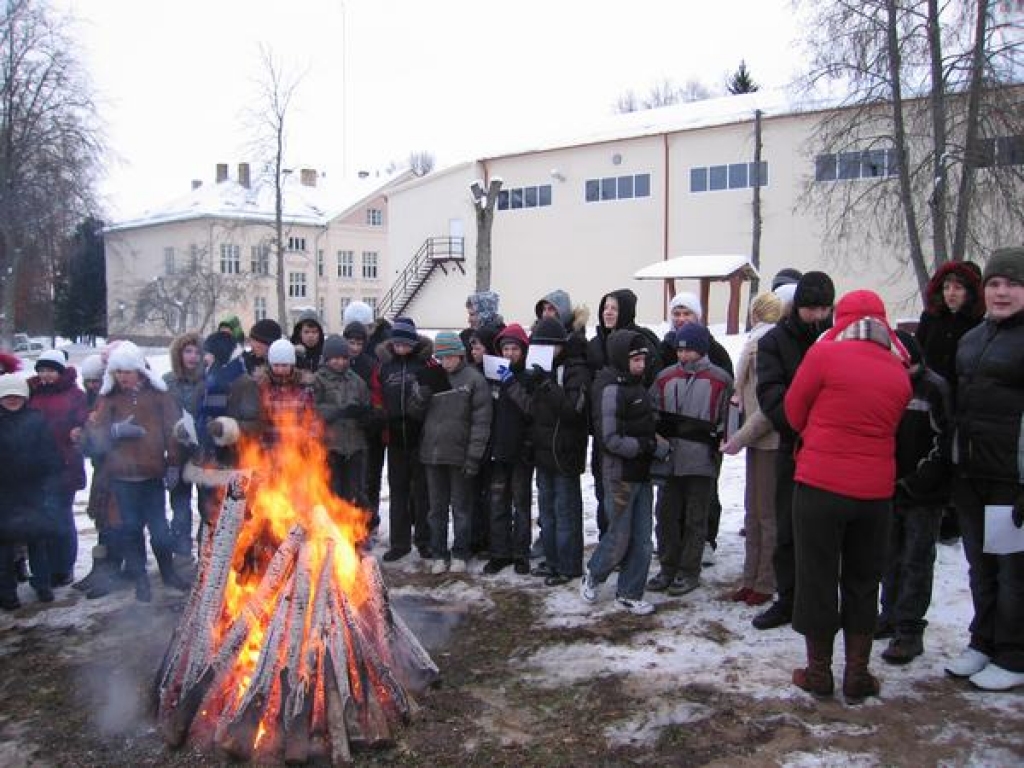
left=983, top=505, right=1024, bottom=555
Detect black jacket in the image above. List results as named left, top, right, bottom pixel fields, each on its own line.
left=0, top=405, right=64, bottom=542
left=587, top=288, right=662, bottom=386
left=525, top=345, right=592, bottom=475
left=378, top=337, right=431, bottom=449
left=756, top=313, right=826, bottom=447
left=895, top=367, right=952, bottom=506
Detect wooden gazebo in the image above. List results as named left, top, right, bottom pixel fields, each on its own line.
left=634, top=254, right=759, bottom=334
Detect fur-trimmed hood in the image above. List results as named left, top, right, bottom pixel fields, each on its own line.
left=100, top=342, right=166, bottom=395
left=375, top=333, right=434, bottom=366
left=168, top=331, right=203, bottom=382
left=924, top=261, right=983, bottom=318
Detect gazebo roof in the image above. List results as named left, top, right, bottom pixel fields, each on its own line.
left=633, top=254, right=759, bottom=281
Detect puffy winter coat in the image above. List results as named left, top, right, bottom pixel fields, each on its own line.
left=756, top=312, right=825, bottom=448
left=87, top=380, right=182, bottom=481
left=954, top=310, right=1024, bottom=482
left=313, top=365, right=370, bottom=457
left=527, top=346, right=591, bottom=475
left=587, top=288, right=662, bottom=385
left=377, top=336, right=432, bottom=449
left=28, top=367, right=88, bottom=493
left=419, top=360, right=492, bottom=469
left=0, top=404, right=64, bottom=542
left=163, top=332, right=204, bottom=418
left=915, top=261, right=983, bottom=392
left=784, top=292, right=911, bottom=500
left=227, top=368, right=314, bottom=450
left=895, top=366, right=952, bottom=506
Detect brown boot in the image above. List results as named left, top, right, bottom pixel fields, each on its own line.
left=792, top=634, right=835, bottom=696
left=843, top=631, right=881, bottom=704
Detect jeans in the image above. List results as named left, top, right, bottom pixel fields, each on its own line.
left=45, top=490, right=78, bottom=578
left=425, top=464, right=472, bottom=561
left=386, top=445, right=430, bottom=552
left=110, top=478, right=173, bottom=578
left=488, top=461, right=533, bottom=560
left=654, top=475, right=711, bottom=580
left=591, top=442, right=607, bottom=538
left=0, top=540, right=50, bottom=597
left=880, top=503, right=942, bottom=636
left=587, top=479, right=653, bottom=601
left=168, top=479, right=195, bottom=556
left=536, top=467, right=583, bottom=578
left=328, top=450, right=368, bottom=509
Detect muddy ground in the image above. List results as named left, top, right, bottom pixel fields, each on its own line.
left=1, top=563, right=1021, bottom=768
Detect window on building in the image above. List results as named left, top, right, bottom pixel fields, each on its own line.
left=690, top=162, right=768, bottom=193
left=362, top=251, right=379, bottom=279
left=318, top=296, right=325, bottom=319
left=288, top=272, right=307, bottom=298
left=728, top=163, right=748, bottom=189
left=709, top=165, right=728, bottom=191
left=366, top=208, right=383, bottom=226
left=815, top=149, right=899, bottom=182
left=251, top=244, right=270, bottom=275
left=219, top=243, right=240, bottom=274
left=584, top=173, right=651, bottom=203
left=363, top=297, right=377, bottom=314
left=339, top=296, right=351, bottom=326
left=189, top=244, right=200, bottom=271
left=254, top=296, right=267, bottom=321
left=164, top=247, right=175, bottom=275
left=690, top=167, right=708, bottom=192
left=497, top=184, right=554, bottom=211
left=337, top=250, right=354, bottom=278
left=317, top=249, right=324, bottom=277
left=998, top=135, right=1024, bottom=166
left=287, top=236, right=307, bottom=252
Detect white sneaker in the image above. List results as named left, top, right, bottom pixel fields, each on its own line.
left=969, top=663, right=1024, bottom=691
left=579, top=572, right=599, bottom=604
left=616, top=596, right=655, bottom=616
left=702, top=543, right=716, bottom=567
left=945, top=647, right=990, bottom=678
left=449, top=558, right=468, bottom=574
left=429, top=559, right=448, bottom=575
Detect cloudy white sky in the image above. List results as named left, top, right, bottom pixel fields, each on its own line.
left=63, top=0, right=807, bottom=220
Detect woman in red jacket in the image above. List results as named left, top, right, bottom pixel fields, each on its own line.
left=783, top=290, right=911, bottom=703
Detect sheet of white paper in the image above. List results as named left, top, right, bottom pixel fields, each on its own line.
left=983, top=505, right=1024, bottom=554
left=526, top=345, right=554, bottom=372
left=483, top=354, right=509, bottom=382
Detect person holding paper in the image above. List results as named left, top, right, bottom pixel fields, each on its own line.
left=947, top=247, right=1024, bottom=691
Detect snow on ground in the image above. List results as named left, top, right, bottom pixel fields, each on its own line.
left=0, top=333, right=1018, bottom=764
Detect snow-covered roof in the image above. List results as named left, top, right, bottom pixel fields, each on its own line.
left=106, top=170, right=405, bottom=233
left=634, top=254, right=759, bottom=281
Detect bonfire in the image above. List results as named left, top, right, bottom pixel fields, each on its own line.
left=154, top=407, right=439, bottom=765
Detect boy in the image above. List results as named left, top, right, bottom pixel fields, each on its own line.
left=290, top=310, right=325, bottom=384
left=419, top=331, right=491, bottom=573
left=648, top=323, right=733, bottom=596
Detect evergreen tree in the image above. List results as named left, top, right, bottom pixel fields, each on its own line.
left=727, top=61, right=759, bottom=94
left=55, top=217, right=106, bottom=342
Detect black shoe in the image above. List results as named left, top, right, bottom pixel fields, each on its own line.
left=647, top=572, right=673, bottom=592
left=85, top=583, right=110, bottom=600
left=162, top=572, right=191, bottom=591
left=0, top=595, right=20, bottom=611
left=482, top=557, right=513, bottom=575
left=882, top=634, right=924, bottom=665
left=874, top=618, right=896, bottom=640
left=381, top=547, right=411, bottom=562
left=513, top=559, right=530, bottom=575
left=531, top=562, right=556, bottom=578
left=417, top=545, right=433, bottom=559
left=135, top=576, right=152, bottom=603
left=14, top=557, right=29, bottom=583
left=50, top=573, right=73, bottom=588
left=544, top=574, right=570, bottom=586
left=34, top=588, right=55, bottom=603
left=752, top=601, right=791, bottom=630
left=72, top=570, right=97, bottom=592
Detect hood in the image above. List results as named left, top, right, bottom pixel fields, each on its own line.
left=821, top=290, right=909, bottom=363
left=606, top=329, right=647, bottom=375
left=598, top=288, right=638, bottom=331
left=534, top=290, right=572, bottom=323
left=290, top=310, right=325, bottom=345
left=924, top=261, right=983, bottom=318
left=169, top=331, right=203, bottom=381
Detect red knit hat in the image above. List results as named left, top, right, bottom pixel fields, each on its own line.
left=495, top=323, right=529, bottom=351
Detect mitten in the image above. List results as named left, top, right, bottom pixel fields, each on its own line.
left=463, top=458, right=480, bottom=478
left=111, top=415, right=146, bottom=440
left=497, top=365, right=514, bottom=384
left=1013, top=492, right=1024, bottom=529
left=652, top=436, right=672, bottom=461
left=164, top=466, right=181, bottom=491
left=638, top=436, right=657, bottom=455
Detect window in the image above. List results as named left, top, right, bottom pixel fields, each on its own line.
left=318, top=296, right=325, bottom=319
left=584, top=173, right=651, bottom=203
left=254, top=296, right=267, bottom=321
left=690, top=162, right=768, bottom=193
left=690, top=168, right=708, bottom=192
left=251, top=244, right=270, bottom=275
left=287, top=236, right=307, bottom=252
left=337, top=250, right=354, bottom=278
left=317, top=249, right=324, bottom=278
left=189, top=244, right=200, bottom=271
left=728, top=163, right=748, bottom=189
left=814, top=149, right=899, bottom=182
left=288, top=272, right=307, bottom=298
left=363, top=297, right=377, bottom=314
left=219, top=244, right=240, bottom=274
left=339, top=296, right=351, bottom=325
left=709, top=165, right=728, bottom=191
left=366, top=208, right=383, bottom=226
left=998, top=135, right=1024, bottom=166
left=496, top=184, right=554, bottom=211
left=362, top=251, right=379, bottom=279
left=164, top=247, right=175, bottom=275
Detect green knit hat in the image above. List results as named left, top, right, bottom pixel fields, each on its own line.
left=982, top=247, right=1024, bottom=285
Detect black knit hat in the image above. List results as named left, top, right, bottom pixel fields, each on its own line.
left=249, top=318, right=282, bottom=345
left=203, top=332, right=236, bottom=366
left=982, top=247, right=1024, bottom=285
left=793, top=271, right=836, bottom=309
left=342, top=321, right=368, bottom=342
left=322, top=334, right=350, bottom=361
left=771, top=268, right=803, bottom=291
left=530, top=317, right=568, bottom=345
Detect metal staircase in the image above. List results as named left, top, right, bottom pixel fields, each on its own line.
left=377, top=236, right=465, bottom=319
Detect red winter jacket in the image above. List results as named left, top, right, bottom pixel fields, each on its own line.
left=29, top=367, right=89, bottom=493
left=784, top=291, right=912, bottom=500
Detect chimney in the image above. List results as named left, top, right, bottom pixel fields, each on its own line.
left=238, top=162, right=251, bottom=189
left=191, top=179, right=202, bottom=191
left=300, top=168, right=317, bottom=187
left=215, top=163, right=228, bottom=183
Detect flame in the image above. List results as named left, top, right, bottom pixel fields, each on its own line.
left=201, top=396, right=370, bottom=749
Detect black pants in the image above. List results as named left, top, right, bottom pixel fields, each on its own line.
left=792, top=483, right=890, bottom=637
left=364, top=432, right=386, bottom=526
left=654, top=475, right=711, bottom=580
left=772, top=449, right=797, bottom=609
left=386, top=444, right=430, bottom=552
left=880, top=503, right=942, bottom=636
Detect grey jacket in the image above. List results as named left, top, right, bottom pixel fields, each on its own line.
left=419, top=360, right=492, bottom=471
left=313, top=365, right=370, bottom=457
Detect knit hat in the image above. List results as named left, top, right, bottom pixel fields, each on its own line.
left=342, top=321, right=368, bottom=342
left=793, top=271, right=836, bottom=309
left=249, top=318, right=282, bottom=345
left=391, top=317, right=419, bottom=345
left=466, top=291, right=501, bottom=325
left=895, top=329, right=922, bottom=366
left=750, top=292, right=783, bottom=325
left=433, top=331, right=464, bottom=359
left=669, top=291, right=703, bottom=321
left=322, top=334, right=350, bottom=361
left=0, top=374, right=29, bottom=399
left=771, top=268, right=803, bottom=291
left=342, top=300, right=374, bottom=327
left=495, top=323, right=529, bottom=352
left=108, top=341, right=147, bottom=372
left=79, top=354, right=104, bottom=381
left=774, top=282, right=798, bottom=310
left=0, top=352, right=21, bottom=374
left=203, top=332, right=236, bottom=366
left=530, top=317, right=569, bottom=345
left=218, top=315, right=245, bottom=345
left=982, top=247, right=1024, bottom=285
left=267, top=338, right=296, bottom=366
left=35, top=349, right=66, bottom=374
left=627, top=333, right=650, bottom=358
left=674, top=323, right=711, bottom=356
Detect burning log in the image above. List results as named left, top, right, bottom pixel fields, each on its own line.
left=154, top=458, right=440, bottom=766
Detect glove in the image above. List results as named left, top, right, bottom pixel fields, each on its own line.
left=339, top=404, right=370, bottom=419
left=463, top=459, right=480, bottom=478
left=164, top=466, right=181, bottom=491
left=1013, top=493, right=1024, bottom=528
left=207, top=420, right=225, bottom=439
left=111, top=415, right=146, bottom=440
left=652, top=436, right=672, bottom=461
left=638, top=436, right=657, bottom=455
left=416, top=365, right=451, bottom=393
left=497, top=364, right=514, bottom=384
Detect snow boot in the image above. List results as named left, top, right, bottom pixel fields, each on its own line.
left=156, top=548, right=190, bottom=592
left=843, top=632, right=881, bottom=704
left=792, top=634, right=835, bottom=697
left=73, top=545, right=108, bottom=592
left=135, top=573, right=152, bottom=603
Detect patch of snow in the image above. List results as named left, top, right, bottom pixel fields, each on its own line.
left=605, top=700, right=711, bottom=748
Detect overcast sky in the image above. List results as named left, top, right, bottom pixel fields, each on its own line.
left=64, top=0, right=806, bottom=220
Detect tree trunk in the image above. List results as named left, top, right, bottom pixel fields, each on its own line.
left=748, top=108, right=763, bottom=325
left=474, top=179, right=503, bottom=292
left=926, top=0, right=949, bottom=269
left=275, top=136, right=287, bottom=324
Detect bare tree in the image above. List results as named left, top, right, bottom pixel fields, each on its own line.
left=408, top=150, right=435, bottom=177
left=470, top=178, right=503, bottom=292
left=613, top=77, right=717, bottom=113
left=0, top=0, right=102, bottom=346
left=798, top=0, right=1024, bottom=296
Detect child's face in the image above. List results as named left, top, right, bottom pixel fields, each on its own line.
left=114, top=369, right=141, bottom=389
left=182, top=343, right=202, bottom=372
left=677, top=348, right=702, bottom=365
left=84, top=378, right=102, bottom=395
left=440, top=356, right=462, bottom=373
left=628, top=353, right=646, bottom=377
left=345, top=337, right=365, bottom=356
left=37, top=368, right=60, bottom=384
left=501, top=342, right=523, bottom=365
left=392, top=341, right=413, bottom=357
left=300, top=324, right=321, bottom=348
left=602, top=297, right=620, bottom=329
left=271, top=363, right=294, bottom=378
left=469, top=338, right=486, bottom=363
left=671, top=306, right=698, bottom=326
left=249, top=339, right=270, bottom=358
left=326, top=356, right=350, bottom=373
left=0, top=395, right=25, bottom=412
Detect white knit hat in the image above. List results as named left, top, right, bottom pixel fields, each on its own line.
left=35, top=349, right=67, bottom=372
left=79, top=354, right=105, bottom=381
left=0, top=374, right=29, bottom=399
left=268, top=338, right=297, bottom=366
left=342, top=300, right=373, bottom=327
left=669, top=291, right=703, bottom=321
left=100, top=341, right=166, bottom=395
